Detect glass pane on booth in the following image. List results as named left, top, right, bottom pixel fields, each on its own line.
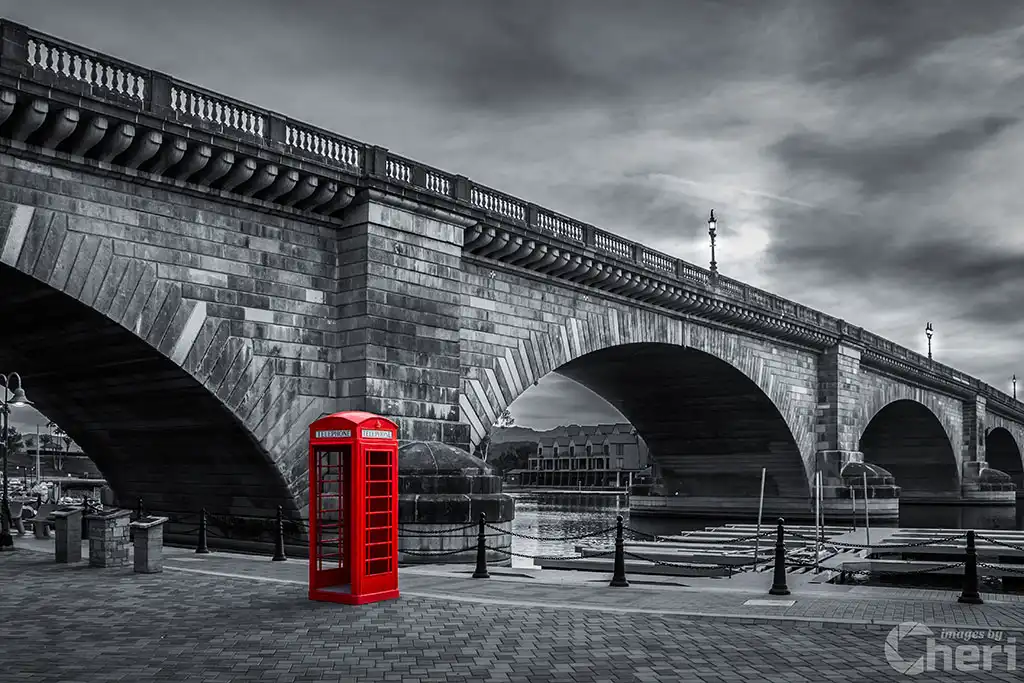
left=316, top=447, right=348, bottom=572
left=364, top=449, right=394, bottom=576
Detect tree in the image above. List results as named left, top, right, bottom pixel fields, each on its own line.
left=473, top=409, right=515, bottom=462
left=3, top=426, right=25, bottom=458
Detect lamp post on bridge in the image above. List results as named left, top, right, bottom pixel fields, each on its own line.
left=1013, top=374, right=1017, bottom=401
left=925, top=322, right=933, bottom=360
left=0, top=372, right=31, bottom=551
left=707, top=209, right=718, bottom=278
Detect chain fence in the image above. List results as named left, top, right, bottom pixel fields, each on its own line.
left=27, top=499, right=1021, bottom=602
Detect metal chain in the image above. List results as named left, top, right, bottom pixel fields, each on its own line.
left=625, top=527, right=773, bottom=545
left=786, top=559, right=966, bottom=575
left=485, top=545, right=617, bottom=562
left=978, top=562, right=1024, bottom=575
left=622, top=550, right=744, bottom=571
left=974, top=535, right=1024, bottom=553
left=485, top=522, right=617, bottom=543
left=785, top=530, right=967, bottom=550
left=401, top=547, right=477, bottom=556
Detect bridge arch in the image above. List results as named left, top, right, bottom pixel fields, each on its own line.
left=985, top=426, right=1023, bottom=491
left=0, top=203, right=321, bottom=525
left=462, top=313, right=815, bottom=500
left=857, top=398, right=960, bottom=499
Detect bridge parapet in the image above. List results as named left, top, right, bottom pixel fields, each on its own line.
left=1, top=19, right=1022, bottom=423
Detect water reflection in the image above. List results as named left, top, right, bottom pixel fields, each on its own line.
left=508, top=494, right=1024, bottom=568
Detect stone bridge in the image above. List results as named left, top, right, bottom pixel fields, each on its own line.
left=0, top=21, right=1020, bottom=528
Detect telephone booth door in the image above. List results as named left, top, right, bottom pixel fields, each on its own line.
left=308, top=412, right=400, bottom=605
left=356, top=437, right=399, bottom=597
left=309, top=441, right=353, bottom=592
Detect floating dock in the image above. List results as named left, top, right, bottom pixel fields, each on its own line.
left=536, top=524, right=1024, bottom=582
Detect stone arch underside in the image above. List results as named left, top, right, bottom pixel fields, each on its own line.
left=985, top=427, right=1023, bottom=491
left=554, top=343, right=810, bottom=499
left=0, top=261, right=300, bottom=522
left=858, top=399, right=960, bottom=499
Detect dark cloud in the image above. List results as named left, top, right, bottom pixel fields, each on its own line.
left=4, top=0, right=1024, bottom=426
left=798, top=0, right=1024, bottom=84
left=769, top=116, right=1019, bottom=198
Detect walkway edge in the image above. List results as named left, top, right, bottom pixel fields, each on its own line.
left=164, top=566, right=1024, bottom=634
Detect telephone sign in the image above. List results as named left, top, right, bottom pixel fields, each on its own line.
left=315, top=429, right=351, bottom=439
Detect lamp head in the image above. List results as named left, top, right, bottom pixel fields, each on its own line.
left=925, top=322, right=933, bottom=339
left=9, top=387, right=27, bottom=406
left=708, top=209, right=717, bottom=236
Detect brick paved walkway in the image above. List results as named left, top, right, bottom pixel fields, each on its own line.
left=2, top=549, right=1021, bottom=682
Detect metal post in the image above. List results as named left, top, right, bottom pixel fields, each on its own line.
left=768, top=517, right=790, bottom=595
left=814, top=471, right=821, bottom=573
left=850, top=487, right=856, bottom=531
left=135, top=497, right=144, bottom=522
left=609, top=515, right=629, bottom=587
left=472, top=511, right=489, bottom=579
left=196, top=507, right=210, bottom=554
left=0, top=402, right=10, bottom=551
left=34, top=423, right=40, bottom=486
left=272, top=505, right=287, bottom=561
left=862, top=472, right=871, bottom=547
left=754, top=467, right=766, bottom=567
left=958, top=530, right=984, bottom=605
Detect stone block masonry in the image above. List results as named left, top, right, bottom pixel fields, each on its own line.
left=87, top=510, right=132, bottom=568
left=0, top=152, right=337, bottom=521
left=131, top=517, right=168, bottom=574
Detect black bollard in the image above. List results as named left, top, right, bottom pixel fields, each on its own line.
left=272, top=505, right=287, bottom=562
left=609, top=515, right=629, bottom=588
left=196, top=508, right=210, bottom=554
left=768, top=517, right=790, bottom=596
left=472, top=511, right=490, bottom=579
left=958, top=530, right=983, bottom=605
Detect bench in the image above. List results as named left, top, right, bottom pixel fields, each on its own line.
left=4, top=499, right=26, bottom=536
left=25, top=504, right=58, bottom=539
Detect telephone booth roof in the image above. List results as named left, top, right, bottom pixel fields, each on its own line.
left=310, top=411, right=399, bottom=434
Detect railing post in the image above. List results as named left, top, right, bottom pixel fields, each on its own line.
left=195, top=507, right=210, bottom=555
left=609, top=515, right=629, bottom=588
left=472, top=511, right=489, bottom=579
left=272, top=505, right=287, bottom=562
left=958, top=530, right=983, bottom=605
left=768, top=517, right=790, bottom=596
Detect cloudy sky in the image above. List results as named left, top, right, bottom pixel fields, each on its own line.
left=4, top=0, right=1024, bottom=430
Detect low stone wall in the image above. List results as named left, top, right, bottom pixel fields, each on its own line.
left=399, top=520, right=512, bottom=567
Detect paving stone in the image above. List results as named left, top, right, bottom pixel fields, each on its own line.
left=3, top=549, right=1021, bottom=682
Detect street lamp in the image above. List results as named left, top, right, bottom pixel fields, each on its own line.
left=707, top=209, right=718, bottom=277
left=925, top=322, right=933, bottom=360
left=1013, top=374, right=1017, bottom=401
left=0, top=372, right=30, bottom=551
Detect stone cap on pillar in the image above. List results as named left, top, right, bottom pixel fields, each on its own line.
left=839, top=461, right=896, bottom=486
left=130, top=516, right=169, bottom=530
left=52, top=506, right=85, bottom=519
left=85, top=508, right=132, bottom=522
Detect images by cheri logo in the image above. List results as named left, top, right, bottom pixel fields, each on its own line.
left=885, top=622, right=1017, bottom=675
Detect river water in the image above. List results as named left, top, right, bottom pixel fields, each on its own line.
left=506, top=492, right=1024, bottom=568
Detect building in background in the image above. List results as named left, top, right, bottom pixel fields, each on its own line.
left=524, top=424, right=650, bottom=488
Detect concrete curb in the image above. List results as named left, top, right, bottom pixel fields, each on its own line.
left=163, top=565, right=1024, bottom=634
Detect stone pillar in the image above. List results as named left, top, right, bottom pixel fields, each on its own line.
left=396, top=442, right=515, bottom=567
left=961, top=395, right=1014, bottom=504
left=335, top=193, right=470, bottom=449
left=816, top=342, right=899, bottom=521
left=131, top=516, right=168, bottom=573
left=53, top=507, right=83, bottom=564
left=86, top=509, right=132, bottom=568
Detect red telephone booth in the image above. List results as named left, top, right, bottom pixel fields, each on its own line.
left=307, top=411, right=400, bottom=605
